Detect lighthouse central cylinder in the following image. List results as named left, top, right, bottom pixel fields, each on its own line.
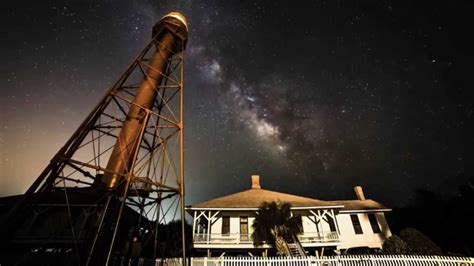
left=102, top=13, right=187, bottom=188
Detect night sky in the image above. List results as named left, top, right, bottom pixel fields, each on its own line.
left=1, top=0, right=473, bottom=207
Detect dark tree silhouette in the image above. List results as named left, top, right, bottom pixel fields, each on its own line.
left=155, top=220, right=193, bottom=258
left=388, top=175, right=474, bottom=256
left=251, top=202, right=302, bottom=256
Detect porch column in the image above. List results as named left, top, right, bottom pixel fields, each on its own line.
left=332, top=209, right=341, bottom=237
left=316, top=209, right=323, bottom=238
left=207, top=210, right=211, bottom=244
left=192, top=211, right=197, bottom=241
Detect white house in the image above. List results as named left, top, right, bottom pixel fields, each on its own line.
left=186, top=175, right=392, bottom=256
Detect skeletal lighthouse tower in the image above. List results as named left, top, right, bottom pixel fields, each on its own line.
left=0, top=12, right=188, bottom=265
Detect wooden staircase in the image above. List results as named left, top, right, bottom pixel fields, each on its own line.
left=287, top=243, right=304, bottom=256
left=276, top=234, right=307, bottom=257
left=287, top=236, right=306, bottom=257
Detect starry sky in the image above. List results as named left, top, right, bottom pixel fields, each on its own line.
left=1, top=0, right=473, bottom=207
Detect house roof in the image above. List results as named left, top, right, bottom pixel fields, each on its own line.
left=189, top=189, right=389, bottom=211
left=189, top=175, right=390, bottom=211
left=190, top=188, right=340, bottom=209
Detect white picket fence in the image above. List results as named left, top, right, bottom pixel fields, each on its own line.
left=153, top=255, right=474, bottom=266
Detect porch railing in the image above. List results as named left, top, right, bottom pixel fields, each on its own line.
left=194, top=233, right=253, bottom=244
left=297, top=231, right=339, bottom=243
left=193, top=231, right=339, bottom=245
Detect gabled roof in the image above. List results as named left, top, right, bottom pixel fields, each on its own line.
left=190, top=188, right=340, bottom=209
left=188, top=176, right=390, bottom=211
left=189, top=189, right=389, bottom=211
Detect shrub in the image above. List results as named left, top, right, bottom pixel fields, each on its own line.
left=382, top=235, right=410, bottom=254
left=400, top=228, right=443, bottom=255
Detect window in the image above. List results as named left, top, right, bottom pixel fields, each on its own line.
left=350, top=214, right=363, bottom=234
left=368, top=213, right=381, bottom=233
left=240, top=216, right=249, bottom=241
left=221, top=216, right=230, bottom=236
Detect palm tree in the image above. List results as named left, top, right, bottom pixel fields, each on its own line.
left=251, top=201, right=303, bottom=256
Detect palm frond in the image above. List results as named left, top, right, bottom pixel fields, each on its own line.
left=251, top=201, right=301, bottom=252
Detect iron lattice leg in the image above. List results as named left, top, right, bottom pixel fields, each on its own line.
left=0, top=12, right=189, bottom=265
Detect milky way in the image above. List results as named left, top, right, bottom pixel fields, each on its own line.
left=1, top=0, right=473, bottom=206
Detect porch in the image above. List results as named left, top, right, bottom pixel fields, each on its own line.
left=193, top=231, right=339, bottom=246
